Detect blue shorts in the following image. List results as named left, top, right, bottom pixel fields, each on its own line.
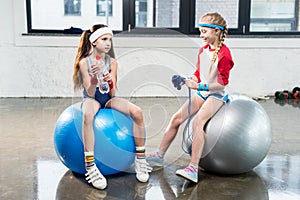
left=196, top=91, right=229, bottom=103
left=83, top=88, right=112, bottom=108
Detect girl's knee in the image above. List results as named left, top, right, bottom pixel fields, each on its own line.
left=192, top=118, right=206, bottom=132
left=131, top=106, right=143, bottom=122
left=83, top=111, right=95, bottom=125
left=170, top=112, right=182, bottom=127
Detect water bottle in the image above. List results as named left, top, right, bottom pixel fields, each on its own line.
left=96, top=55, right=110, bottom=94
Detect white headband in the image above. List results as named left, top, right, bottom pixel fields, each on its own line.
left=89, top=27, right=113, bottom=43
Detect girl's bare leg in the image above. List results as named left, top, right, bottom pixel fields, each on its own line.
left=190, top=97, right=224, bottom=165
left=106, top=97, right=145, bottom=146
left=175, top=97, right=224, bottom=183
left=81, top=99, right=107, bottom=189
left=81, top=99, right=101, bottom=152
left=106, top=97, right=152, bottom=183
left=159, top=95, right=204, bottom=152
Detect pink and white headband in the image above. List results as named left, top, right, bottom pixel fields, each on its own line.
left=89, top=27, right=113, bottom=43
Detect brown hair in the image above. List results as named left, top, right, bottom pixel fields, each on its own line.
left=72, top=24, right=115, bottom=91
left=200, top=12, right=228, bottom=74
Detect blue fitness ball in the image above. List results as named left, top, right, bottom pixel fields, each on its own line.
left=54, top=102, right=135, bottom=175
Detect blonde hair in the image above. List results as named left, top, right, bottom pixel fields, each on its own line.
left=73, top=24, right=115, bottom=91
left=200, top=12, right=228, bottom=74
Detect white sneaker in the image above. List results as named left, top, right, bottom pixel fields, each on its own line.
left=135, top=157, right=152, bottom=182
left=85, top=164, right=107, bottom=190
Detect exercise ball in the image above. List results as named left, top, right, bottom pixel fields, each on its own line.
left=54, top=102, right=135, bottom=175
left=188, top=95, right=272, bottom=174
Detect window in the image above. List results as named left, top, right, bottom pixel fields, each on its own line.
left=27, top=0, right=122, bottom=32
left=135, top=0, right=148, bottom=27
left=250, top=0, right=299, bottom=32
left=135, top=0, right=180, bottom=28
left=97, top=0, right=113, bottom=16
left=64, top=0, right=81, bottom=16
left=26, top=0, right=300, bottom=35
left=195, top=0, right=239, bottom=29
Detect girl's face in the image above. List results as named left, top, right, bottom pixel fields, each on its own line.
left=198, top=23, right=221, bottom=46
left=94, top=33, right=112, bottom=53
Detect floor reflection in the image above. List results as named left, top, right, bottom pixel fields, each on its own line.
left=51, top=162, right=268, bottom=200
left=274, top=98, right=300, bottom=109
left=255, top=154, right=300, bottom=200
left=34, top=154, right=300, bottom=199
left=36, top=160, right=68, bottom=200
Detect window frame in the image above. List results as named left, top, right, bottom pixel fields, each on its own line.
left=26, top=0, right=64, bottom=33
left=26, top=0, right=300, bottom=36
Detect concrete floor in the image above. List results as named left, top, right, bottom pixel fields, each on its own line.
left=0, top=96, right=299, bottom=200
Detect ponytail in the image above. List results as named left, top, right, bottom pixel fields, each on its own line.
left=200, top=12, right=228, bottom=75
left=73, top=30, right=93, bottom=91
left=208, top=26, right=228, bottom=74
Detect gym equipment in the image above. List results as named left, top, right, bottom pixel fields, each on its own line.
left=186, top=95, right=272, bottom=174
left=275, top=86, right=300, bottom=99
left=172, top=75, right=186, bottom=90
left=292, top=87, right=300, bottom=99
left=275, top=90, right=293, bottom=99
left=54, top=103, right=135, bottom=175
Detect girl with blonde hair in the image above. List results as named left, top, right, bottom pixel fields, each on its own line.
left=147, top=12, right=234, bottom=183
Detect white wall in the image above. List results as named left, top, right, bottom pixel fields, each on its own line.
left=1, top=0, right=299, bottom=98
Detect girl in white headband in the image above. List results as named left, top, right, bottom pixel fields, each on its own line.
left=73, top=24, right=152, bottom=189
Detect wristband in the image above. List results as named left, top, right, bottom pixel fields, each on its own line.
left=108, top=81, right=114, bottom=90
left=197, top=83, right=209, bottom=91
left=90, top=76, right=98, bottom=85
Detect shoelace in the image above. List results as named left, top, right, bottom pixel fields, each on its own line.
left=136, top=159, right=153, bottom=173
left=148, top=152, right=162, bottom=159
left=85, top=167, right=104, bottom=183
left=184, top=166, right=196, bottom=173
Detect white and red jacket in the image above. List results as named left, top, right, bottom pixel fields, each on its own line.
left=193, top=43, right=234, bottom=97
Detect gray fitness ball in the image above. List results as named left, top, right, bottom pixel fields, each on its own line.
left=189, top=94, right=272, bottom=174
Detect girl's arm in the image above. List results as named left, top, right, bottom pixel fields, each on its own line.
left=204, top=82, right=225, bottom=91
left=79, top=59, right=98, bottom=97
left=191, top=75, right=199, bottom=83
left=185, top=79, right=225, bottom=91
left=187, top=54, right=233, bottom=91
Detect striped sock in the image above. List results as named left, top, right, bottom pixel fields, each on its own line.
left=136, top=146, right=146, bottom=159
left=84, top=151, right=95, bottom=169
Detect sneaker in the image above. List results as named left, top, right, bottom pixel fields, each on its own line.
left=175, top=166, right=198, bottom=183
left=146, top=152, right=164, bottom=167
left=85, top=164, right=107, bottom=190
left=135, top=157, right=152, bottom=182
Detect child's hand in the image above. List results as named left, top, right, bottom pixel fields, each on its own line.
left=103, top=72, right=112, bottom=82
left=185, top=79, right=198, bottom=90
left=90, top=64, right=101, bottom=77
